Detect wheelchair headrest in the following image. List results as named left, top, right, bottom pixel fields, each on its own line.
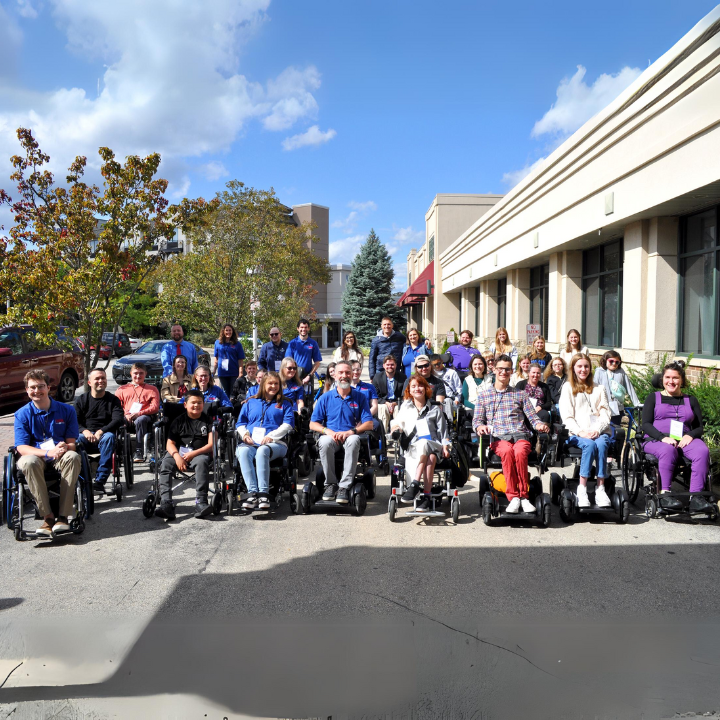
left=651, top=373, right=663, bottom=390
left=440, top=352, right=453, bottom=365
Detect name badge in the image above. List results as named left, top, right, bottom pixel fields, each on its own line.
left=669, top=419, right=684, bottom=441
left=251, top=427, right=267, bottom=445
left=40, top=438, right=55, bottom=451
left=129, top=401, right=143, bottom=415
left=221, top=358, right=229, bottom=371
left=179, top=446, right=192, bottom=457
left=410, top=362, right=415, bottom=375
left=275, top=360, right=282, bottom=371
left=415, top=418, right=432, bottom=440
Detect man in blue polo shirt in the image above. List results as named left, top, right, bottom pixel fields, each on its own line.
left=161, top=324, right=199, bottom=377
left=14, top=370, right=81, bottom=537
left=258, top=326, right=289, bottom=373
left=309, top=361, right=374, bottom=504
left=285, top=318, right=321, bottom=385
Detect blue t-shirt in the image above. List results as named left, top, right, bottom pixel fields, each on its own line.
left=285, top=336, right=322, bottom=374
left=214, top=340, right=246, bottom=377
left=236, top=397, right=295, bottom=436
left=14, top=399, right=80, bottom=449
left=353, top=380, right=378, bottom=402
left=311, top=388, right=373, bottom=432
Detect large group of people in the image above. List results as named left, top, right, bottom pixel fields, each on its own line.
left=10, top=316, right=715, bottom=532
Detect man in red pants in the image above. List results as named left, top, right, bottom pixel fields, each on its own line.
left=472, top=354, right=549, bottom=513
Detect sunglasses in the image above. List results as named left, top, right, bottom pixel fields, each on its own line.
left=270, top=332, right=279, bottom=337
left=416, top=364, right=430, bottom=370
left=287, top=366, right=297, bottom=370
left=607, top=359, right=620, bottom=365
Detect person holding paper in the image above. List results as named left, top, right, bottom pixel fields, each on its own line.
left=558, top=354, right=612, bottom=508
left=155, top=389, right=214, bottom=520
left=258, top=327, right=288, bottom=373
left=212, top=324, right=246, bottom=396
left=14, top=369, right=81, bottom=537
left=116, top=363, right=161, bottom=462
left=309, top=361, right=374, bottom=505
left=514, top=363, right=552, bottom=425
left=183, top=365, right=232, bottom=410
left=641, top=360, right=711, bottom=510
left=472, top=354, right=549, bottom=514
left=391, top=375, right=451, bottom=512
left=235, top=372, right=295, bottom=511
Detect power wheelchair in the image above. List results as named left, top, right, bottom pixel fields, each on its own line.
left=621, top=405, right=719, bottom=522
left=2, top=446, right=93, bottom=541
left=142, top=401, right=234, bottom=518
left=549, top=422, right=630, bottom=524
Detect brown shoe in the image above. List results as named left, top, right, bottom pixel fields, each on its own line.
left=36, top=520, right=54, bottom=537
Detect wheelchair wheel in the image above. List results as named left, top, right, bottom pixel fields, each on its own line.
left=123, top=437, right=134, bottom=489
left=227, top=488, right=235, bottom=516
left=352, top=485, right=367, bottom=516
left=645, top=496, right=657, bottom=518
left=14, top=525, right=22, bottom=541
left=80, top=451, right=94, bottom=518
left=211, top=491, right=222, bottom=516
left=559, top=491, right=574, bottom=524
left=621, top=443, right=641, bottom=504
left=71, top=517, right=85, bottom=535
left=542, top=502, right=551, bottom=528
left=550, top=472, right=564, bottom=506
left=451, top=497, right=460, bottom=524
left=363, top=469, right=376, bottom=500
left=481, top=493, right=493, bottom=526
left=388, top=497, right=397, bottom=522
left=142, top=495, right=156, bottom=518
left=115, top=484, right=123, bottom=502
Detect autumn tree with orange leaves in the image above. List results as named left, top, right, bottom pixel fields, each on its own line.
left=0, top=128, right=215, bottom=384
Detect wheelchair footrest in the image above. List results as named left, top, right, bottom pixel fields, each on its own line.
left=406, top=509, right=446, bottom=518
left=497, top=511, right=538, bottom=520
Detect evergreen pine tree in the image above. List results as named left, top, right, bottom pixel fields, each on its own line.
left=341, top=229, right=406, bottom=345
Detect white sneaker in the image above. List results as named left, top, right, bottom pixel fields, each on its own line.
left=576, top=485, right=590, bottom=508
left=595, top=484, right=612, bottom=507
left=506, top=497, right=521, bottom=514
left=520, top=498, right=535, bottom=514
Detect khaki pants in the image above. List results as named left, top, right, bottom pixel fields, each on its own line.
left=377, top=403, right=398, bottom=432
left=17, top=451, right=81, bottom=518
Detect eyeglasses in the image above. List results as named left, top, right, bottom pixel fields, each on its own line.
left=606, top=359, right=620, bottom=366
left=270, top=333, right=279, bottom=337
left=287, top=366, right=297, bottom=371
left=495, top=367, right=512, bottom=374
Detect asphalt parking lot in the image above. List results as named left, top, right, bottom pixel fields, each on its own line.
left=1, top=359, right=720, bottom=719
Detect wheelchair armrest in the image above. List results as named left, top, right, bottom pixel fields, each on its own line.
left=153, top=418, right=168, bottom=429
left=390, top=430, right=401, bottom=441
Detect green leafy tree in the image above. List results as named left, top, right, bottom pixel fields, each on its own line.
left=154, top=181, right=331, bottom=340
left=0, top=128, right=215, bottom=384
left=341, top=229, right=405, bottom=345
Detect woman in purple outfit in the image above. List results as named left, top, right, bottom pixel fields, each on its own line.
left=641, top=360, right=712, bottom=511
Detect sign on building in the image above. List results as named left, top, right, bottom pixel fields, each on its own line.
left=526, top=324, right=541, bottom=345
left=446, top=330, right=456, bottom=344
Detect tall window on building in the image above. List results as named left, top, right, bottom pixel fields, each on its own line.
left=428, top=234, right=435, bottom=263
left=497, top=278, right=507, bottom=329
left=474, top=286, right=480, bottom=337
left=530, top=265, right=549, bottom=336
left=679, top=206, right=718, bottom=356
left=582, top=240, right=623, bottom=347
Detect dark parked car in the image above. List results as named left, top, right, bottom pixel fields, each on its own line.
left=101, top=331, right=133, bottom=357
left=112, top=340, right=210, bottom=388
left=0, top=326, right=85, bottom=411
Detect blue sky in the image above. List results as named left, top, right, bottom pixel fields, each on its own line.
left=0, top=0, right=717, bottom=291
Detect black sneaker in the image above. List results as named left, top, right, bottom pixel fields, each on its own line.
left=133, top=450, right=144, bottom=463
left=93, top=480, right=106, bottom=493
left=401, top=481, right=421, bottom=503
left=257, top=494, right=271, bottom=510
left=195, top=500, right=212, bottom=519
left=659, top=493, right=684, bottom=511
left=336, top=487, right=350, bottom=504
left=322, top=483, right=339, bottom=501
left=155, top=501, right=176, bottom=520
left=689, top=494, right=713, bottom=513
left=415, top=495, right=431, bottom=512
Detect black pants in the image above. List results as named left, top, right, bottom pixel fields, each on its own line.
left=159, top=452, right=211, bottom=502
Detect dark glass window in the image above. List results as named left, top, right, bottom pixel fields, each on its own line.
left=582, top=240, right=623, bottom=348
left=679, top=206, right=719, bottom=355
left=428, top=235, right=435, bottom=263
left=497, top=278, right=507, bottom=329
left=529, top=264, right=549, bottom=337
left=474, top=286, right=481, bottom=337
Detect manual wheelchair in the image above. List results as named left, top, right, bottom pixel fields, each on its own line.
left=620, top=406, right=718, bottom=522
left=549, top=423, right=630, bottom=524
left=80, top=429, right=133, bottom=504
left=477, top=430, right=553, bottom=527
left=2, top=446, right=93, bottom=541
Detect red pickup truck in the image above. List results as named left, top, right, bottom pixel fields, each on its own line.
left=0, top=326, right=85, bottom=412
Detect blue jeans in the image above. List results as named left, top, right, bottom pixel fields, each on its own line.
left=77, top=432, right=115, bottom=483
left=567, top=433, right=611, bottom=479
left=236, top=442, right=287, bottom=494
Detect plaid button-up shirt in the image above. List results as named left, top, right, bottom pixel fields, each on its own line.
left=472, top=383, right=543, bottom=439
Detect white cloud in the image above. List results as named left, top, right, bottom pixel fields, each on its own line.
left=393, top=262, right=408, bottom=293
left=329, top=234, right=365, bottom=263
left=501, top=156, right=546, bottom=188
left=331, top=199, right=375, bottom=232
left=532, top=64, right=642, bottom=138
left=348, top=200, right=376, bottom=212
left=16, top=0, right=38, bottom=18
left=281, top=124, right=336, bottom=151
left=0, top=5, right=22, bottom=75
left=0, top=0, right=325, bottom=193
left=392, top=225, right=424, bottom=245
left=199, top=161, right=229, bottom=181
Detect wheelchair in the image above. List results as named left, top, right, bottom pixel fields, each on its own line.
left=2, top=446, right=93, bottom=541
left=386, top=431, right=466, bottom=523
left=453, top=404, right=482, bottom=468
left=142, top=402, right=233, bottom=518
left=81, top=430, right=131, bottom=503
left=620, top=407, right=718, bottom=522
left=299, top=433, right=376, bottom=516
left=477, top=431, right=553, bottom=527
left=549, top=423, right=630, bottom=524
left=121, top=413, right=156, bottom=474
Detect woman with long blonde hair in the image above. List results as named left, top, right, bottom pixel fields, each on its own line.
left=488, top=327, right=518, bottom=369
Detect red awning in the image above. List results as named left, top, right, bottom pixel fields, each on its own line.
left=396, top=261, right=434, bottom=306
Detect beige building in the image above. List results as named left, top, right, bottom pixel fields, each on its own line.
left=405, top=6, right=720, bottom=377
